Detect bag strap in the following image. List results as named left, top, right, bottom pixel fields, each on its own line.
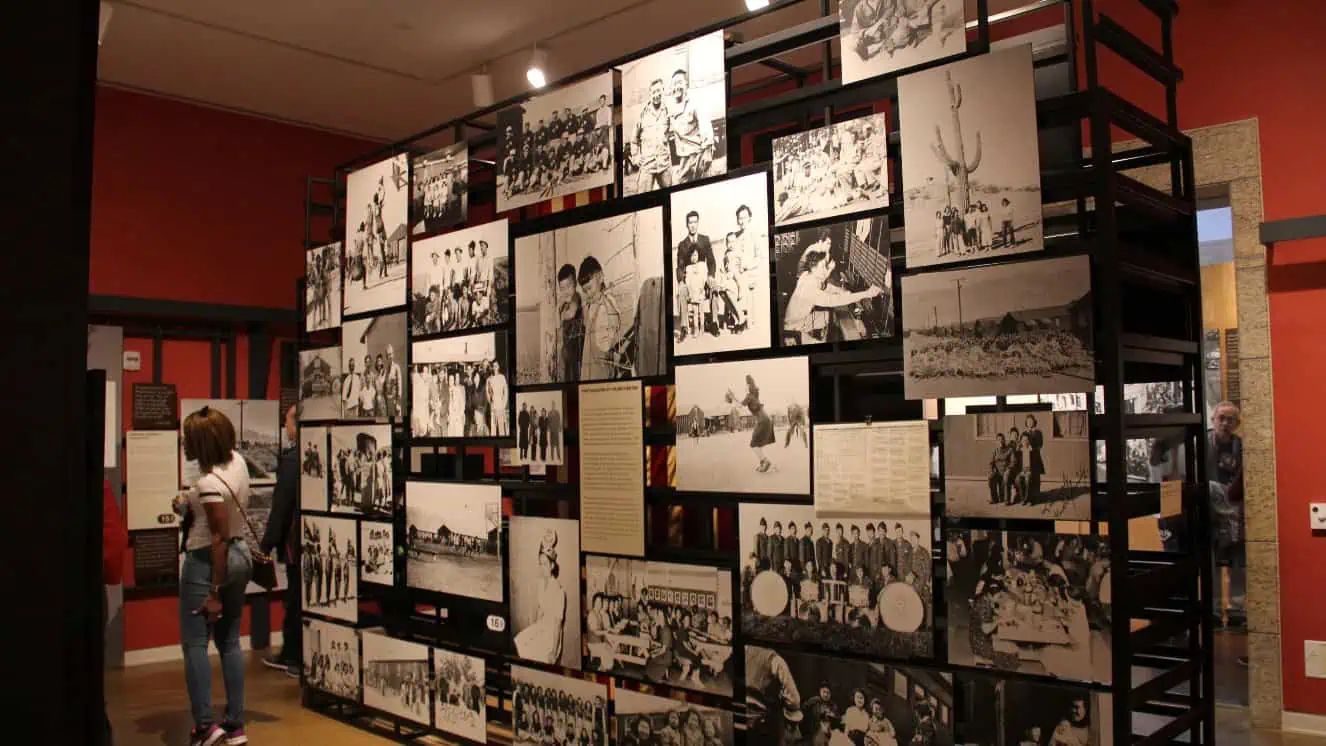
left=209, top=468, right=261, bottom=549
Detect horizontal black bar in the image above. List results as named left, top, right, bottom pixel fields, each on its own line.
left=1122, top=347, right=1186, bottom=368
left=1104, top=89, right=1183, bottom=152
left=1260, top=214, right=1326, bottom=245
left=1130, top=659, right=1196, bottom=708
left=1129, top=559, right=1195, bottom=605
left=1118, top=242, right=1199, bottom=287
left=90, top=294, right=297, bottom=325
left=1115, top=173, right=1194, bottom=218
left=1131, top=611, right=1196, bottom=652
left=759, top=58, right=811, bottom=80
left=1137, top=0, right=1179, bottom=20
left=726, top=15, right=838, bottom=68
left=1120, top=333, right=1199, bottom=355
left=1132, top=700, right=1191, bottom=719
left=1094, top=14, right=1183, bottom=85
left=1125, top=412, right=1203, bottom=429
left=1133, top=706, right=1202, bottom=746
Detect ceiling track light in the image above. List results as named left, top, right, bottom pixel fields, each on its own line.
left=526, top=45, right=548, bottom=89
left=471, top=64, right=494, bottom=108
left=745, top=0, right=771, bottom=11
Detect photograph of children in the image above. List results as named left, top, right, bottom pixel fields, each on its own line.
left=901, top=256, right=1094, bottom=399
left=303, top=617, right=361, bottom=700
left=584, top=555, right=734, bottom=697
left=237, top=399, right=280, bottom=484
left=746, top=644, right=954, bottom=746
left=511, top=665, right=609, bottom=746
left=410, top=332, right=511, bottom=439
left=944, top=411, right=1092, bottom=520
left=620, top=30, right=726, bottom=197
left=360, top=520, right=395, bottom=586
left=411, top=142, right=469, bottom=236
left=299, top=347, right=342, bottom=422
left=362, top=629, right=430, bottom=726
left=342, top=312, right=407, bottom=423
left=495, top=72, right=616, bottom=214
left=433, top=647, right=488, bottom=743
left=405, top=481, right=503, bottom=602
left=614, top=686, right=735, bottom=746
left=329, top=424, right=394, bottom=517
left=740, top=504, right=933, bottom=659
left=899, top=45, right=1043, bottom=268
left=955, top=675, right=1112, bottom=746
left=841, top=0, right=966, bottom=85
left=669, top=172, right=773, bottom=357
left=946, top=529, right=1112, bottom=683
left=344, top=154, right=409, bottom=314
left=515, top=206, right=667, bottom=385
left=515, top=390, right=567, bottom=467
left=305, top=241, right=342, bottom=332
left=301, top=514, right=359, bottom=623
left=772, top=112, right=890, bottom=227
left=411, top=220, right=510, bottom=336
left=300, top=425, right=329, bottom=512
left=509, top=516, right=580, bottom=668
left=675, top=356, right=810, bottom=495
left=775, top=216, right=893, bottom=347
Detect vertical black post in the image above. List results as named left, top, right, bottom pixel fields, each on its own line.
left=975, top=0, right=992, bottom=53
left=211, top=335, right=224, bottom=399
left=152, top=328, right=165, bottom=383
left=820, top=0, right=833, bottom=125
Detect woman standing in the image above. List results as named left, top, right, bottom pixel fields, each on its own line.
left=733, top=374, right=776, bottom=473
left=514, top=531, right=568, bottom=665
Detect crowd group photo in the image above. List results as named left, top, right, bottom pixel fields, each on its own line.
left=614, top=688, right=734, bottom=746
left=411, top=222, right=509, bottom=336
left=302, top=516, right=359, bottom=623
left=773, top=112, right=890, bottom=226
left=512, top=669, right=609, bottom=746
left=411, top=142, right=469, bottom=235
left=330, top=425, right=394, bottom=516
left=303, top=619, right=361, bottom=700
left=411, top=333, right=510, bottom=439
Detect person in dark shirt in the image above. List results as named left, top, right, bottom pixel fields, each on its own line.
left=850, top=525, right=869, bottom=578
left=260, top=404, right=302, bottom=675
left=816, top=523, right=833, bottom=581
left=988, top=432, right=1014, bottom=504
left=770, top=522, right=786, bottom=577
left=786, top=521, right=803, bottom=573
left=833, top=523, right=850, bottom=581
left=800, top=521, right=816, bottom=573
left=755, top=518, right=770, bottom=571
left=557, top=264, right=585, bottom=381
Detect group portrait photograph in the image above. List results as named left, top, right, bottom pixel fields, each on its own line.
left=301, top=514, right=360, bottom=624
left=433, top=647, right=488, bottom=743
left=360, top=520, right=395, bottom=586
left=613, top=686, right=735, bottom=746
left=955, top=675, right=1112, bottom=746
left=410, top=332, right=511, bottom=439
left=840, top=0, right=967, bottom=85
left=772, top=112, right=890, bottom=227
left=511, top=666, right=609, bottom=746
left=411, top=219, right=510, bottom=337
left=329, top=423, right=395, bottom=517
left=342, top=312, right=407, bottom=423
left=344, top=153, right=409, bottom=314
left=305, top=241, right=342, bottom=332
left=303, top=618, right=361, bottom=701
left=411, top=142, right=469, bottom=235
left=362, top=630, right=431, bottom=726
left=774, top=216, right=893, bottom=348
left=515, top=390, right=567, bottom=467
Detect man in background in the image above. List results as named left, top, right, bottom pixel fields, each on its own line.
left=260, top=404, right=302, bottom=676
left=1209, top=401, right=1245, bottom=629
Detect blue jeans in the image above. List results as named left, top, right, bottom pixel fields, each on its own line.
left=180, top=541, right=252, bottom=728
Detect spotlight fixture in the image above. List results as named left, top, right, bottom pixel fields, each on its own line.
left=526, top=45, right=548, bottom=89
left=471, top=65, right=494, bottom=107
left=99, top=1, right=114, bottom=46
left=745, top=0, right=770, bottom=10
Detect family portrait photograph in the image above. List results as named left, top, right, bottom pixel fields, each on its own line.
left=509, top=516, right=581, bottom=668
left=944, top=411, right=1092, bottom=520
left=410, top=332, right=510, bottom=439
left=362, top=630, right=431, bottom=726
left=899, top=45, right=1043, bottom=268
left=411, top=141, right=469, bottom=235
left=841, top=0, right=966, bottom=85
left=433, top=647, right=488, bottom=743
left=775, top=216, right=894, bottom=347
left=675, top=356, right=810, bottom=495
left=614, top=686, right=735, bottom=746
left=303, top=618, right=361, bottom=701
left=901, top=255, right=1095, bottom=399
left=956, top=675, right=1112, bottom=746
left=405, top=481, right=504, bottom=603
left=299, top=347, right=341, bottom=421
left=300, top=425, right=329, bottom=512
left=329, top=423, right=394, bottom=517
left=584, top=555, right=735, bottom=698
left=344, top=154, right=409, bottom=314
left=496, top=72, right=616, bottom=213
left=515, top=390, right=567, bottom=467
left=773, top=112, right=890, bottom=227
left=411, top=219, right=510, bottom=336
left=342, top=312, right=407, bottom=423
left=620, top=30, right=727, bottom=196
left=305, top=241, right=342, bottom=332
left=515, top=206, right=667, bottom=385
left=511, top=666, right=609, bottom=746
left=669, top=171, right=773, bottom=357
left=301, top=514, right=360, bottom=624
left=360, top=520, right=395, bottom=586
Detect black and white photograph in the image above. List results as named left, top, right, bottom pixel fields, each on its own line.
left=344, top=154, right=409, bottom=314
left=620, top=30, right=727, bottom=196
left=496, top=72, right=617, bottom=213
left=515, top=390, right=566, bottom=467
left=675, top=356, right=811, bottom=495
left=773, top=112, right=890, bottom=227
left=584, top=555, right=734, bottom=697
left=410, top=332, right=510, bottom=439
left=362, top=629, right=430, bottom=726
left=433, top=647, right=488, bottom=743
left=946, top=529, right=1112, bottom=683
left=669, top=172, right=773, bottom=357
left=614, top=686, right=735, bottom=746
left=901, top=256, right=1094, bottom=399
left=746, top=644, right=954, bottom=746
left=305, top=241, right=342, bottom=332
left=179, top=398, right=244, bottom=486
left=411, top=220, right=510, bottom=336
left=330, top=424, right=394, bottom=517
left=342, top=312, right=407, bottom=423
left=299, top=347, right=342, bottom=422
left=956, top=675, right=1112, bottom=746
left=515, top=206, right=666, bottom=384
left=360, top=520, right=395, bottom=586
left=899, top=45, right=1043, bottom=268
left=237, top=399, right=280, bottom=484
left=775, top=216, right=894, bottom=347
left=405, top=481, right=503, bottom=602
left=944, top=411, right=1092, bottom=519
left=509, top=516, right=580, bottom=668
left=301, top=514, right=360, bottom=623
left=300, top=425, right=330, bottom=512
left=740, top=504, right=933, bottom=659
left=412, top=142, right=469, bottom=235
left=303, top=617, right=361, bottom=701
left=841, top=0, right=966, bottom=85
left=511, top=665, right=609, bottom=746
left=242, top=487, right=289, bottom=594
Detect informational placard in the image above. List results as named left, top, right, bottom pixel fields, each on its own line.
left=578, top=381, right=645, bottom=557
left=126, top=430, right=181, bottom=531
left=132, top=529, right=180, bottom=588
left=813, top=421, right=931, bottom=517
left=132, top=383, right=178, bottom=430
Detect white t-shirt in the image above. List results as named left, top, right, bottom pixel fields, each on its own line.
left=184, top=451, right=251, bottom=551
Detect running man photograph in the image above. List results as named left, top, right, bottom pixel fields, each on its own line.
left=303, top=618, right=361, bottom=700
left=411, top=142, right=469, bottom=236
left=773, top=112, right=890, bottom=227
left=775, top=216, right=893, bottom=347
left=511, top=666, right=609, bottom=746
left=614, top=686, right=735, bottom=746
left=410, top=332, right=511, bottom=439
left=344, top=154, right=409, bottom=314
left=300, top=425, right=329, bottom=512
left=899, top=45, right=1043, bottom=268
left=342, top=312, right=407, bottom=424
left=515, top=206, right=667, bottom=385
left=841, top=0, right=966, bottom=85
left=405, top=481, right=503, bottom=602
left=411, top=219, right=510, bottom=336
left=901, top=255, right=1094, bottom=399
left=515, top=390, right=566, bottom=467
left=306, top=241, right=342, bottom=332
left=956, top=675, right=1113, bottom=746
left=301, top=514, right=360, bottom=623
left=495, top=72, right=617, bottom=213
left=620, top=30, right=727, bottom=196
left=675, top=356, right=810, bottom=495
left=509, top=516, right=580, bottom=668
left=329, top=423, right=395, bottom=517
left=298, top=347, right=341, bottom=421
left=944, top=411, right=1092, bottom=520
left=362, top=630, right=430, bottom=726
left=669, top=172, right=773, bottom=357
left=360, top=520, right=395, bottom=586
left=433, top=647, right=488, bottom=743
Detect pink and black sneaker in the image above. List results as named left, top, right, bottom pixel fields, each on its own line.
left=221, top=722, right=248, bottom=745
